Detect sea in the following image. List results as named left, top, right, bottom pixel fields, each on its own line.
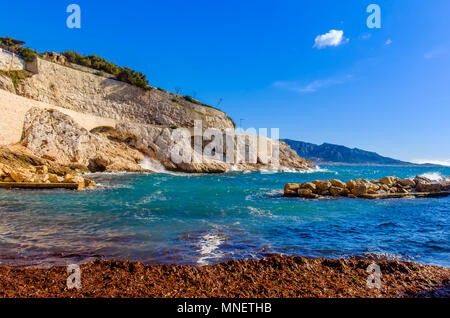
left=0, top=165, right=449, bottom=267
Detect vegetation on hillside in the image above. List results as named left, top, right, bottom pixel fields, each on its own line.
left=0, top=36, right=232, bottom=119
left=0, top=70, right=33, bottom=88
left=0, top=37, right=38, bottom=62
left=62, top=51, right=150, bottom=90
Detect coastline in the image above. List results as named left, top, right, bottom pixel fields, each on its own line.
left=1, top=255, right=448, bottom=298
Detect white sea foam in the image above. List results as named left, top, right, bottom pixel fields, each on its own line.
left=83, top=171, right=128, bottom=177
left=417, top=172, right=449, bottom=182
left=277, top=165, right=337, bottom=174
left=95, top=183, right=134, bottom=190
left=226, top=165, right=241, bottom=172
left=248, top=206, right=273, bottom=217
left=364, top=252, right=407, bottom=261
left=197, top=232, right=225, bottom=265
left=139, top=156, right=199, bottom=176
left=139, top=156, right=168, bottom=173
left=138, top=190, right=167, bottom=204
left=133, top=214, right=161, bottom=223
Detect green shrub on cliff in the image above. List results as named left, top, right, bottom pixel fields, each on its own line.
left=0, top=37, right=25, bottom=51
left=0, top=70, right=33, bottom=88
left=184, top=95, right=202, bottom=105
left=62, top=51, right=150, bottom=90
left=118, top=68, right=150, bottom=90
left=0, top=37, right=37, bottom=62
left=63, top=51, right=120, bottom=75
left=16, top=47, right=37, bottom=62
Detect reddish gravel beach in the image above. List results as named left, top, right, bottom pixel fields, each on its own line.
left=0, top=255, right=448, bottom=298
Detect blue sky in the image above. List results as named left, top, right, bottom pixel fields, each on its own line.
left=1, top=0, right=449, bottom=163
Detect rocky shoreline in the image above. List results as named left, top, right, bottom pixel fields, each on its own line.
left=0, top=255, right=448, bottom=298
left=0, top=162, right=96, bottom=191
left=284, top=175, right=450, bottom=199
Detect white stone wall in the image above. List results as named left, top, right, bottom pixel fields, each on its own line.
left=0, top=49, right=26, bottom=71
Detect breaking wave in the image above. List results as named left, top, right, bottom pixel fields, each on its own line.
left=139, top=156, right=168, bottom=173
left=196, top=231, right=225, bottom=265
left=417, top=172, right=449, bottom=182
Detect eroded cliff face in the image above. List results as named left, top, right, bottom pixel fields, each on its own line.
left=0, top=55, right=313, bottom=174
left=19, top=108, right=313, bottom=174
left=15, top=58, right=234, bottom=130
left=21, top=107, right=145, bottom=172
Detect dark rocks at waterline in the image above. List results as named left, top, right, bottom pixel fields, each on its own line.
left=283, top=175, right=450, bottom=200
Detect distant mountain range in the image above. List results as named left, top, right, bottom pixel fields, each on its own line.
left=282, top=139, right=430, bottom=166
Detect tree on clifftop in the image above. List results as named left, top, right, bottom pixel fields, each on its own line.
left=0, top=36, right=37, bottom=62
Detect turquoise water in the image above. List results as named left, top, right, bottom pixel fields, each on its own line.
left=0, top=166, right=449, bottom=267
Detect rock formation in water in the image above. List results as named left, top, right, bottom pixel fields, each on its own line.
left=284, top=175, right=450, bottom=199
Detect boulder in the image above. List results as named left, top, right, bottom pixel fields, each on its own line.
left=48, top=173, right=62, bottom=183
left=9, top=170, right=33, bottom=183
left=330, top=179, right=346, bottom=188
left=73, top=176, right=85, bottom=184
left=34, top=174, right=49, bottom=183
left=298, top=188, right=312, bottom=196
left=351, top=184, right=368, bottom=196
left=414, top=175, right=443, bottom=193
left=379, top=176, right=401, bottom=187
left=329, top=186, right=344, bottom=196
left=355, top=178, right=369, bottom=185
left=346, top=180, right=357, bottom=189
left=298, top=188, right=318, bottom=199
left=415, top=182, right=442, bottom=193
left=35, top=165, right=48, bottom=174
left=389, top=187, right=398, bottom=193
left=441, top=181, right=450, bottom=191
left=63, top=174, right=75, bottom=183
left=414, top=175, right=432, bottom=185
left=299, top=182, right=317, bottom=191
left=401, top=178, right=416, bottom=187
left=284, top=183, right=300, bottom=196
left=21, top=108, right=145, bottom=173
left=84, top=178, right=96, bottom=189
left=313, top=180, right=332, bottom=191
left=0, top=74, right=15, bottom=93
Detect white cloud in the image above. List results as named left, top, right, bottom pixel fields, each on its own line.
left=384, top=38, right=392, bottom=46
left=313, top=30, right=349, bottom=49
left=273, top=75, right=353, bottom=93
left=411, top=159, right=450, bottom=167
left=424, top=48, right=447, bottom=59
